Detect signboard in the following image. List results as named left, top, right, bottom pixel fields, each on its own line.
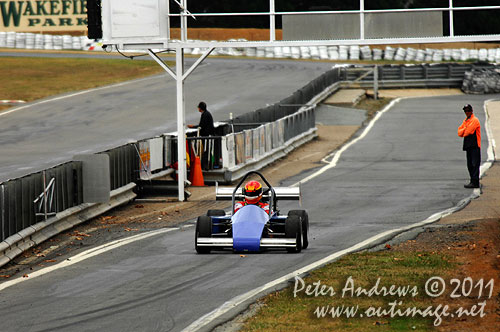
left=149, top=137, right=163, bottom=172
left=244, top=129, right=252, bottom=162
left=0, top=0, right=88, bottom=32
left=235, top=132, right=245, bottom=165
left=101, top=0, right=170, bottom=47
left=138, top=140, right=151, bottom=180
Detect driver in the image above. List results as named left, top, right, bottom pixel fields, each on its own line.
left=234, top=180, right=270, bottom=214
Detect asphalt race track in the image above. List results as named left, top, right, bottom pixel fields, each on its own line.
left=0, top=54, right=333, bottom=182
left=1, top=86, right=498, bottom=331
left=1, top=53, right=499, bottom=331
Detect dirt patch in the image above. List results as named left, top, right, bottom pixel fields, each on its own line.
left=394, top=219, right=500, bottom=330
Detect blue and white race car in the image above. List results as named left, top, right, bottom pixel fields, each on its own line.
left=195, top=171, right=309, bottom=253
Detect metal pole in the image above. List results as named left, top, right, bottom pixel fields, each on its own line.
left=181, top=0, right=188, bottom=42
left=359, top=0, right=365, bottom=40
left=449, top=0, right=454, bottom=37
left=373, top=65, right=379, bottom=100
left=269, top=0, right=276, bottom=41
left=176, top=46, right=187, bottom=201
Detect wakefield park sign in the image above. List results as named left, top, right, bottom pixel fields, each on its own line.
left=0, top=0, right=88, bottom=32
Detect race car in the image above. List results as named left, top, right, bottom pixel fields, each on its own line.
left=194, top=171, right=309, bottom=253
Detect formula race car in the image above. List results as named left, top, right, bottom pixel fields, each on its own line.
left=195, top=171, right=309, bottom=253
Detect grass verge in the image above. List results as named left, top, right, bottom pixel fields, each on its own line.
left=241, top=250, right=456, bottom=332
left=0, top=56, right=166, bottom=112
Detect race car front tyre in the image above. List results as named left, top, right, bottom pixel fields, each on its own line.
left=195, top=215, right=212, bottom=254
left=207, top=209, right=226, bottom=216
left=285, top=215, right=302, bottom=253
left=288, top=210, right=309, bottom=249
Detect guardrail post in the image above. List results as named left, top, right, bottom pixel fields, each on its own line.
left=43, top=171, right=48, bottom=221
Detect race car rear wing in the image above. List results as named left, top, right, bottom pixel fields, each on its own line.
left=215, top=186, right=301, bottom=201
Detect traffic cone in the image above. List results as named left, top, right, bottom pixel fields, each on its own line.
left=191, top=156, right=205, bottom=186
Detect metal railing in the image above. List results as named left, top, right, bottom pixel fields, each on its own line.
left=167, top=2, right=500, bottom=44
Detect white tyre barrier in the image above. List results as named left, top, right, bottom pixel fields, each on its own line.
left=290, top=46, right=301, bottom=59
left=460, top=48, right=470, bottom=61
left=327, top=46, right=339, bottom=60
left=0, top=32, right=7, bottom=48
left=300, top=46, right=311, bottom=59
left=469, top=49, right=479, bottom=60
left=405, top=47, right=416, bottom=61
left=2, top=31, right=499, bottom=63
left=282, top=46, right=291, bottom=58
left=265, top=46, right=275, bottom=58
left=15, top=32, right=26, bottom=49
left=360, top=45, right=372, bottom=60
left=318, top=46, right=329, bottom=60
left=415, top=49, right=426, bottom=62
left=394, top=47, right=406, bottom=61
left=256, top=47, right=266, bottom=58
left=245, top=47, right=257, bottom=57
left=443, top=49, right=452, bottom=61
left=478, top=48, right=488, bottom=61
left=384, top=46, right=395, bottom=60
left=349, top=45, right=360, bottom=60
left=339, top=45, right=349, bottom=60
left=310, top=46, right=320, bottom=60
left=372, top=48, right=383, bottom=61
left=488, top=48, right=496, bottom=62
left=432, top=49, right=444, bottom=62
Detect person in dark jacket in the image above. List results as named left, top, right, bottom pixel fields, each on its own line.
left=457, top=104, right=481, bottom=188
left=188, top=102, right=215, bottom=170
left=188, top=101, right=215, bottom=136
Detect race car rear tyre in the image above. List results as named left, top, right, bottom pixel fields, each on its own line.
left=285, top=215, right=302, bottom=253
left=207, top=209, right=226, bottom=216
left=195, top=215, right=212, bottom=254
left=288, top=210, right=309, bottom=249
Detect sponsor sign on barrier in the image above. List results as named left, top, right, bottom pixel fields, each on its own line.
left=138, top=141, right=151, bottom=180
left=259, top=126, right=266, bottom=158
left=235, top=132, right=245, bottom=165
left=265, top=123, right=273, bottom=152
left=244, top=129, right=253, bottom=162
left=278, top=118, right=285, bottom=145
left=164, top=135, right=173, bottom=167
left=222, top=134, right=236, bottom=169
left=252, top=127, right=260, bottom=159
left=272, top=122, right=279, bottom=149
left=149, top=137, right=163, bottom=172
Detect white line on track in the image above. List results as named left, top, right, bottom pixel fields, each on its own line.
left=293, top=98, right=402, bottom=187
left=0, top=75, right=160, bottom=118
left=0, top=227, right=182, bottom=292
left=181, top=97, right=496, bottom=332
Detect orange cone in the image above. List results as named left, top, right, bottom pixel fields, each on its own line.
left=191, top=156, right=205, bottom=186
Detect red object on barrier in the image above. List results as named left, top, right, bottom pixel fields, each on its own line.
left=191, top=156, right=205, bottom=186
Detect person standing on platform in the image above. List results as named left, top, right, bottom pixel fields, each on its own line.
left=188, top=102, right=215, bottom=170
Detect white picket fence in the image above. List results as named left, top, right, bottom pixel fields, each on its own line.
left=2, top=32, right=500, bottom=62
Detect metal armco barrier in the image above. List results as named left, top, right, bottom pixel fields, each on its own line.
left=1, top=63, right=495, bottom=268
left=341, top=63, right=497, bottom=88
left=0, top=162, right=83, bottom=242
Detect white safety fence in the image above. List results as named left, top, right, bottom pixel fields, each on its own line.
left=2, top=32, right=500, bottom=63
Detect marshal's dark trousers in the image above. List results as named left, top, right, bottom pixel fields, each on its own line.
left=466, top=147, right=481, bottom=185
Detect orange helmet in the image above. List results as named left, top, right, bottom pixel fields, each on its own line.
left=243, top=180, right=263, bottom=204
